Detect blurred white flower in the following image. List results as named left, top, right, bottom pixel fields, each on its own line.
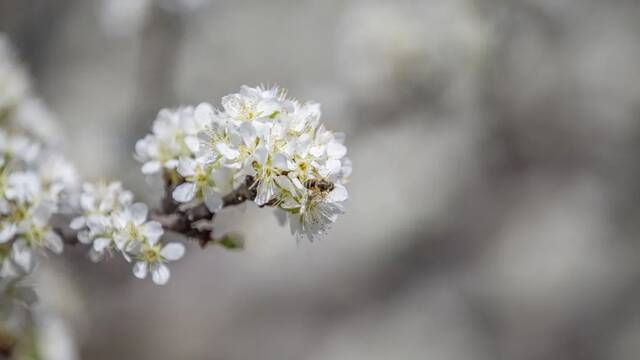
left=0, top=130, right=78, bottom=283
left=0, top=34, right=63, bottom=145
left=338, top=0, right=491, bottom=106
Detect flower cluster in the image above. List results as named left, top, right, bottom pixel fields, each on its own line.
left=136, top=85, right=351, bottom=241
left=70, top=182, right=185, bottom=285
left=0, top=130, right=78, bottom=282
left=0, top=33, right=77, bottom=316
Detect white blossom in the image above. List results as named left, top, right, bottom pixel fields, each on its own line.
left=337, top=0, right=491, bottom=106
left=132, top=239, right=185, bottom=285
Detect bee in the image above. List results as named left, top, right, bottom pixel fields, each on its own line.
left=304, top=178, right=335, bottom=192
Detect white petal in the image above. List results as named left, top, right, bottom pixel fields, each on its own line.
left=93, top=237, right=111, bottom=252
left=222, top=94, right=242, bottom=118
left=257, top=99, right=281, bottom=117
left=0, top=223, right=16, bottom=243
left=151, top=263, right=170, bottom=285
left=141, top=161, right=162, bottom=175
left=203, top=187, right=223, bottom=212
left=77, top=230, right=92, bottom=245
left=325, top=159, right=342, bottom=175
left=31, top=205, right=51, bottom=228
left=216, top=142, right=240, bottom=160
left=254, top=146, right=268, bottom=165
left=172, top=182, right=197, bottom=203
left=119, top=190, right=134, bottom=206
left=184, top=136, right=200, bottom=153
left=327, top=142, right=347, bottom=159
left=211, top=167, right=232, bottom=191
left=11, top=241, right=34, bottom=273
left=239, top=122, right=256, bottom=144
left=113, top=234, right=127, bottom=250
left=291, top=176, right=305, bottom=190
left=160, top=243, right=185, bottom=261
left=254, top=180, right=275, bottom=206
left=194, top=102, right=215, bottom=125
left=121, top=249, right=132, bottom=263
left=327, top=184, right=348, bottom=202
left=69, top=217, right=86, bottom=230
left=130, top=203, right=148, bottom=225
left=165, top=159, right=179, bottom=169
left=253, top=121, right=270, bottom=138
left=86, top=215, right=107, bottom=232
left=142, top=221, right=164, bottom=244
left=44, top=232, right=64, bottom=254
left=275, top=175, right=296, bottom=194
left=176, top=157, right=197, bottom=177
left=309, top=145, right=324, bottom=158
left=271, top=153, right=290, bottom=169
left=133, top=261, right=148, bottom=279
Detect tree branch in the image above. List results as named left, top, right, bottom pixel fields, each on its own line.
left=0, top=328, right=16, bottom=358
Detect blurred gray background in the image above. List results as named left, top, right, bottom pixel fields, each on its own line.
left=3, top=0, right=640, bottom=359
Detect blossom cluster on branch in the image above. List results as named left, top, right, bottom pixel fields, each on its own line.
left=0, top=84, right=351, bottom=293
left=136, top=85, right=351, bottom=242
left=0, top=29, right=350, bottom=297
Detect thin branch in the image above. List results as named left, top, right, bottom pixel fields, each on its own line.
left=0, top=328, right=16, bottom=358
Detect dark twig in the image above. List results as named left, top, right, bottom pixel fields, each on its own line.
left=0, top=328, right=16, bottom=358
left=51, top=214, right=80, bottom=246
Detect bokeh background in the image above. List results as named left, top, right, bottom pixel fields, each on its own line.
left=3, top=0, right=640, bottom=359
